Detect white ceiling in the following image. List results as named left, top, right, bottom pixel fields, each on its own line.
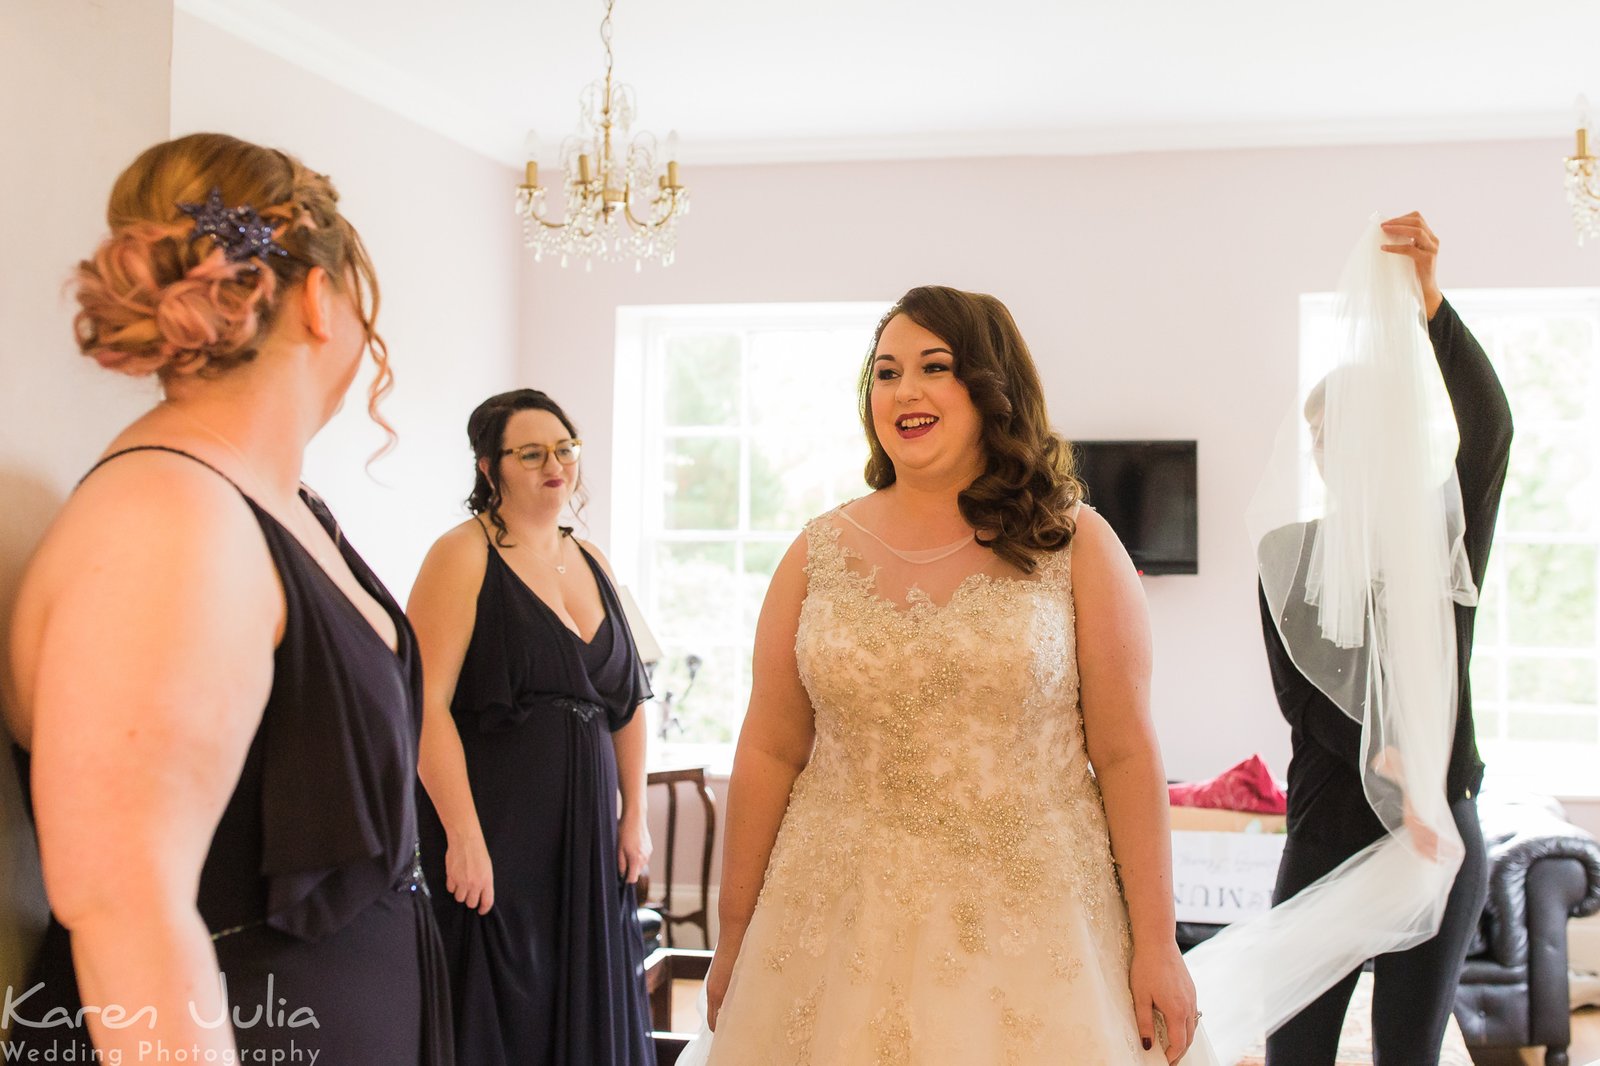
left=180, top=0, right=1600, bottom=166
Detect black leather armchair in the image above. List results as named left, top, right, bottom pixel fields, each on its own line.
left=1452, top=793, right=1600, bottom=1066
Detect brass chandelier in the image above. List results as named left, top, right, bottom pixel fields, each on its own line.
left=515, top=0, right=689, bottom=270
left=1565, top=96, right=1600, bottom=244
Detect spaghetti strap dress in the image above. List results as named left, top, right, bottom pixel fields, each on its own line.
left=9, top=445, right=452, bottom=1065
left=417, top=522, right=653, bottom=1066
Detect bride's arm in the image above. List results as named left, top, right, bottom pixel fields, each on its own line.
left=1074, top=507, right=1197, bottom=1063
left=704, top=532, right=816, bottom=1029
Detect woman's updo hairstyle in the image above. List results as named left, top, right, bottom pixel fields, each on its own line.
left=465, top=389, right=585, bottom=547
left=73, top=133, right=391, bottom=426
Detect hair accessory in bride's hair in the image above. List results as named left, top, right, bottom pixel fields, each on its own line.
left=177, top=187, right=289, bottom=265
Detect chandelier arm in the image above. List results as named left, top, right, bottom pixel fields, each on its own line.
left=623, top=196, right=681, bottom=230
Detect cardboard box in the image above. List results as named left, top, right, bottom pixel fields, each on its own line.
left=1170, top=807, right=1287, bottom=924
left=1169, top=806, right=1286, bottom=834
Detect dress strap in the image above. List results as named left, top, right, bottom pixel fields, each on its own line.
left=79, top=444, right=248, bottom=498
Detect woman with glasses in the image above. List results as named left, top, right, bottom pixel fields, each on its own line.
left=411, top=388, right=655, bottom=1066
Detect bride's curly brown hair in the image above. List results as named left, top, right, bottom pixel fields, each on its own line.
left=859, top=285, right=1083, bottom=574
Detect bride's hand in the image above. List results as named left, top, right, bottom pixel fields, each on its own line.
left=1130, top=940, right=1198, bottom=1063
left=704, top=936, right=741, bottom=1032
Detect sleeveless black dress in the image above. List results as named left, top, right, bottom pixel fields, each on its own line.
left=9, top=447, right=452, bottom=1064
left=417, top=524, right=653, bottom=1066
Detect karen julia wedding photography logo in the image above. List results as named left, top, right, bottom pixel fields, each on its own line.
left=2, top=975, right=321, bottom=1064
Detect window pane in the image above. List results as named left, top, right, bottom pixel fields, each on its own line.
left=653, top=645, right=746, bottom=745
left=639, top=314, right=889, bottom=748
left=1494, top=316, right=1595, bottom=423
left=748, top=434, right=869, bottom=531
left=1506, top=710, right=1600, bottom=744
left=664, top=334, right=741, bottom=426
left=746, top=329, right=867, bottom=435
left=653, top=542, right=739, bottom=646
left=1471, top=703, right=1504, bottom=744
left=1500, top=427, right=1596, bottom=535
left=747, top=328, right=872, bottom=531
left=1474, top=571, right=1504, bottom=648
left=663, top=436, right=741, bottom=530
left=1468, top=652, right=1502, bottom=705
left=1508, top=656, right=1597, bottom=706
left=1504, top=543, right=1596, bottom=648
left=742, top=540, right=788, bottom=629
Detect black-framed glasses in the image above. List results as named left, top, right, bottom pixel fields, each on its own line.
left=501, top=439, right=582, bottom=468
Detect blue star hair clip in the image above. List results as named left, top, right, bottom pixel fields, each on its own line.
left=176, top=187, right=289, bottom=265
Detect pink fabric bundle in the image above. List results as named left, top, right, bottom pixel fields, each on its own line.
left=1168, top=755, right=1287, bottom=815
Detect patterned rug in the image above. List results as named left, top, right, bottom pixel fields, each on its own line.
left=1235, top=972, right=1473, bottom=1065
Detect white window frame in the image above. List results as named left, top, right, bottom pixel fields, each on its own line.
left=613, top=302, right=889, bottom=765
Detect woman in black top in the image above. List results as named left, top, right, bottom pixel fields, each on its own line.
left=412, top=389, right=654, bottom=1066
left=1262, top=213, right=1514, bottom=1065
left=5, top=133, right=450, bottom=1063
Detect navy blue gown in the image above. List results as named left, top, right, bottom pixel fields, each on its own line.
left=418, top=524, right=653, bottom=1066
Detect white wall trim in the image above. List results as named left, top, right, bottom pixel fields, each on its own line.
left=684, top=113, right=1571, bottom=166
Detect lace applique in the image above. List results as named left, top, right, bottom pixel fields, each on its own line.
left=993, top=987, right=1045, bottom=1064
left=784, top=983, right=821, bottom=1062
left=869, top=985, right=911, bottom=1066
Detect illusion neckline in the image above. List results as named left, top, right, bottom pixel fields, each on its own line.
left=821, top=514, right=1062, bottom=615
left=837, top=507, right=975, bottom=564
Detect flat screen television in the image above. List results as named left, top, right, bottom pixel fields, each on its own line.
left=1072, top=440, right=1198, bottom=575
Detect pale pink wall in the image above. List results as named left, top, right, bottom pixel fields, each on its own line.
left=524, top=138, right=1593, bottom=807
left=0, top=0, right=176, bottom=1018
left=171, top=12, right=523, bottom=600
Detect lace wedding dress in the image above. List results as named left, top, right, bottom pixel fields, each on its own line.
left=696, top=506, right=1220, bottom=1065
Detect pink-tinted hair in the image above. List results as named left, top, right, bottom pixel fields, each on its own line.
left=73, top=133, right=394, bottom=445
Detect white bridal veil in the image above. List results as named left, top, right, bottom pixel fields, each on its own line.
left=1183, top=217, right=1478, bottom=1063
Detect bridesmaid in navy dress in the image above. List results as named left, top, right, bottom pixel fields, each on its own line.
left=5, top=133, right=450, bottom=1064
left=412, top=389, right=654, bottom=1066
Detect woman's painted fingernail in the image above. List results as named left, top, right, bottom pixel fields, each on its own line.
left=1142, top=1037, right=1152, bottom=1050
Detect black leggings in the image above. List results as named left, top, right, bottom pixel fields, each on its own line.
left=1264, top=798, right=1488, bottom=1066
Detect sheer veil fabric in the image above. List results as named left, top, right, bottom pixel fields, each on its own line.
left=1183, top=218, right=1477, bottom=1063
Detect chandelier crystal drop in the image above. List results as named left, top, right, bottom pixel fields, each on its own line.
left=1565, top=96, right=1600, bottom=245
left=515, top=0, right=688, bottom=270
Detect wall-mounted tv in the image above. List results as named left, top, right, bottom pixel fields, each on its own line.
left=1072, top=440, right=1198, bottom=576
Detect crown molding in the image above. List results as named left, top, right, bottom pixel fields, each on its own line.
left=683, top=113, right=1571, bottom=166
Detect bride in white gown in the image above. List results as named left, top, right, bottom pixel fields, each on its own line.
left=690, top=286, right=1218, bottom=1065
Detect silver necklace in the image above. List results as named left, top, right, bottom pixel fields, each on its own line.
left=524, top=532, right=570, bottom=575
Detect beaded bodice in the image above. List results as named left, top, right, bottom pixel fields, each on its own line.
left=754, top=511, right=1123, bottom=981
